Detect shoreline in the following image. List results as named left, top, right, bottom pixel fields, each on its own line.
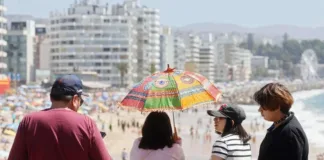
left=221, top=81, right=324, bottom=104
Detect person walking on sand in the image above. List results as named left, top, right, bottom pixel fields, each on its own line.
left=253, top=83, right=308, bottom=160
left=122, top=148, right=128, bottom=160
left=130, top=112, right=185, bottom=160
left=8, top=75, right=112, bottom=160
left=207, top=104, right=251, bottom=160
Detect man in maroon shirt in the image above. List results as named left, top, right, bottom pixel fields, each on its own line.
left=8, top=74, right=112, bottom=160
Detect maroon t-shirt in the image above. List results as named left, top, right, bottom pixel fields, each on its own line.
left=8, top=108, right=112, bottom=160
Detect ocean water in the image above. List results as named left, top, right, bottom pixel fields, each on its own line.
left=294, top=91, right=324, bottom=148
left=303, top=93, right=324, bottom=114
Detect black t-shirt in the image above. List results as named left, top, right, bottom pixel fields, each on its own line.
left=258, top=112, right=309, bottom=160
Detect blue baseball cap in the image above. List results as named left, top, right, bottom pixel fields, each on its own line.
left=50, top=74, right=88, bottom=97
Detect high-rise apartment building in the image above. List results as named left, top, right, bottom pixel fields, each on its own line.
left=5, top=18, right=35, bottom=84
left=0, top=0, right=7, bottom=73
left=159, top=26, right=174, bottom=70
left=173, top=37, right=186, bottom=70
left=112, top=0, right=160, bottom=79
left=49, top=0, right=137, bottom=87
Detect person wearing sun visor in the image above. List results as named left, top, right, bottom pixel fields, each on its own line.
left=207, top=104, right=251, bottom=160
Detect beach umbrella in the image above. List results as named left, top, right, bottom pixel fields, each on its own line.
left=119, top=65, right=222, bottom=137
left=102, top=92, right=109, bottom=101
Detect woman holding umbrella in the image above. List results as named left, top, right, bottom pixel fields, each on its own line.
left=130, top=112, right=185, bottom=160
left=207, top=104, right=251, bottom=160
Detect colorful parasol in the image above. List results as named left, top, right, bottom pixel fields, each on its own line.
left=119, top=66, right=222, bottom=112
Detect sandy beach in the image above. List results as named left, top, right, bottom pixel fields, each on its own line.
left=94, top=106, right=324, bottom=160
left=0, top=88, right=324, bottom=159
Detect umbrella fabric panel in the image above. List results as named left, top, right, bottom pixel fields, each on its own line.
left=121, top=90, right=148, bottom=110
left=143, top=75, right=182, bottom=110
left=202, top=80, right=221, bottom=100
left=120, top=76, right=153, bottom=110
left=178, top=71, right=221, bottom=102
left=144, top=97, right=182, bottom=110
left=172, top=72, right=216, bottom=109
left=180, top=89, right=215, bottom=109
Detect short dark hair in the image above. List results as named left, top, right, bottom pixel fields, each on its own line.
left=139, top=112, right=175, bottom=150
left=222, top=118, right=251, bottom=143
left=50, top=94, right=73, bottom=103
left=253, top=83, right=293, bottom=114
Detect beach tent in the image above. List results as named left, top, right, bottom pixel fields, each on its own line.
left=0, top=75, right=10, bottom=95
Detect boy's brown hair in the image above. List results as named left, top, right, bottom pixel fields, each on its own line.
left=253, top=83, right=294, bottom=114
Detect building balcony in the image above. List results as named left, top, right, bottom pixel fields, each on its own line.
left=0, top=39, right=6, bottom=46
left=0, top=28, right=6, bottom=35
left=0, top=17, right=7, bottom=23
left=0, top=51, right=6, bottom=57
left=0, top=5, right=7, bottom=12
left=0, top=62, right=7, bottom=69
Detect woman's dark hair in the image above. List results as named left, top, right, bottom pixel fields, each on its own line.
left=222, top=118, right=251, bottom=143
left=139, top=112, right=175, bottom=150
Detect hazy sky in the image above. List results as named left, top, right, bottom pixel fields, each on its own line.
left=5, top=0, right=324, bottom=27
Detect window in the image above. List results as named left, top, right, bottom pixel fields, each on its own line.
left=138, top=17, right=143, bottom=23
left=103, top=48, right=111, bottom=52
left=121, top=48, right=128, bottom=52
left=112, top=48, right=118, bottom=52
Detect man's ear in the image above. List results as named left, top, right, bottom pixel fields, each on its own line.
left=231, top=120, right=234, bottom=126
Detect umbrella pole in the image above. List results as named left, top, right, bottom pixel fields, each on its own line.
left=172, top=112, right=178, bottom=140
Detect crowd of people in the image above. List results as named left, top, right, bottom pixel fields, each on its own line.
left=0, top=74, right=323, bottom=160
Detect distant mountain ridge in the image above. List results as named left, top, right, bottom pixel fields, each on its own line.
left=178, top=23, right=324, bottom=39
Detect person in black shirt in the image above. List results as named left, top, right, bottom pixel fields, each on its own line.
left=253, top=83, right=309, bottom=160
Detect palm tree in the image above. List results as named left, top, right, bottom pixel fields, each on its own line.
left=150, top=63, right=156, bottom=74
left=115, top=63, right=128, bottom=87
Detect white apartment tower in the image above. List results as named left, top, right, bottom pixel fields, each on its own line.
left=0, top=0, right=7, bottom=73
left=49, top=0, right=138, bottom=86
left=186, top=34, right=200, bottom=64
left=6, top=18, right=35, bottom=84
left=112, top=0, right=160, bottom=79
left=214, top=43, right=229, bottom=82
left=230, top=48, right=252, bottom=81
left=199, top=33, right=214, bottom=82
left=174, top=37, right=186, bottom=70
left=159, top=26, right=174, bottom=70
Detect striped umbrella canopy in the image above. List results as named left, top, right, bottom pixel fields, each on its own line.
left=119, top=66, right=222, bottom=112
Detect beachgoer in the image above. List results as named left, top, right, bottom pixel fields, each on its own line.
left=195, top=128, right=200, bottom=139
left=130, top=112, right=185, bottom=160
left=102, top=122, right=105, bottom=130
left=122, top=148, right=128, bottom=160
left=8, top=75, right=112, bottom=160
left=207, top=104, right=252, bottom=160
left=190, top=126, right=194, bottom=139
left=254, top=83, right=309, bottom=160
left=109, top=123, right=112, bottom=132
